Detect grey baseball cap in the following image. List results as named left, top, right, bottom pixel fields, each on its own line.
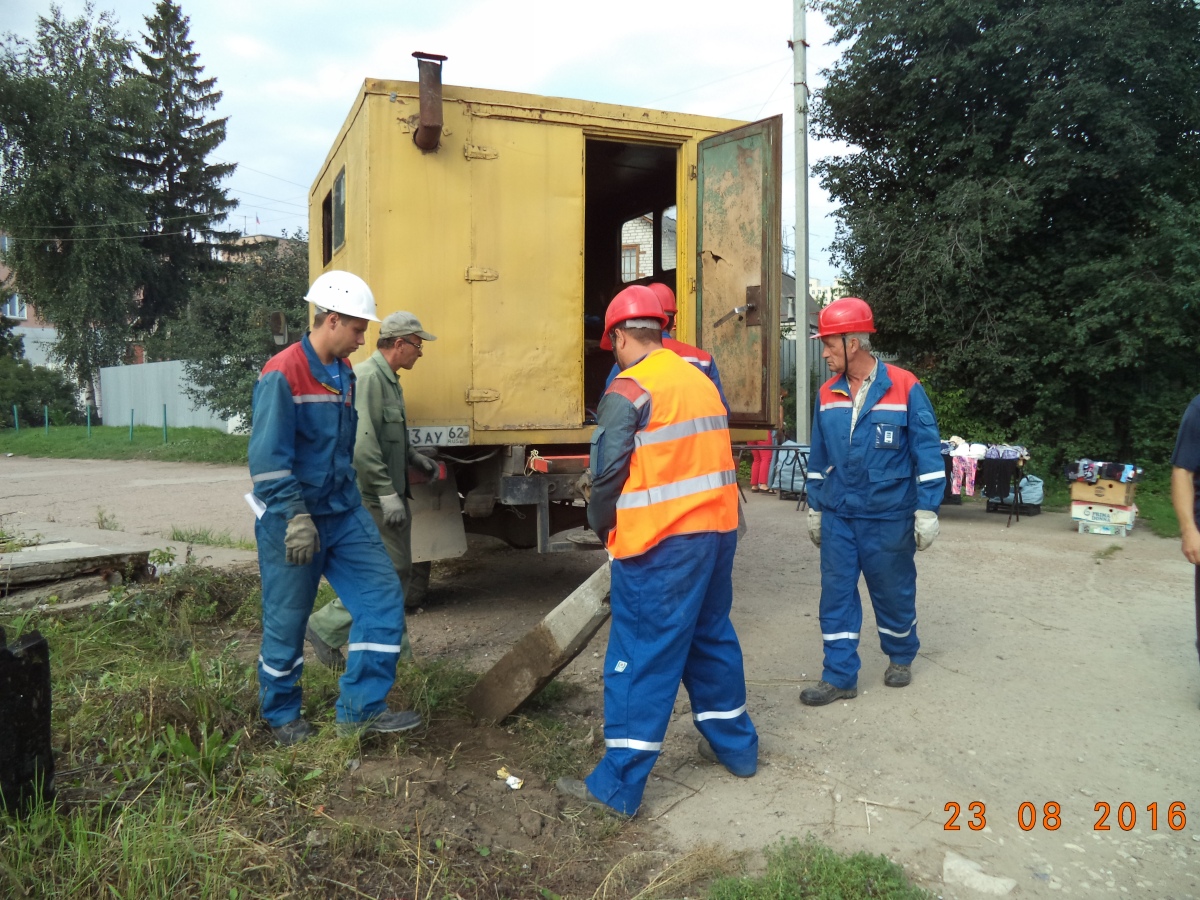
left=379, top=311, right=437, bottom=341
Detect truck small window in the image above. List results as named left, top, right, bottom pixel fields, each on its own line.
left=620, top=214, right=653, bottom=282
left=332, top=168, right=346, bottom=252
left=322, top=167, right=347, bottom=266
left=659, top=206, right=677, bottom=271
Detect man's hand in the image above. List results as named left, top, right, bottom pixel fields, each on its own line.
left=807, top=509, right=822, bottom=547
left=379, top=493, right=408, bottom=528
left=410, top=451, right=441, bottom=481
left=284, top=513, right=319, bottom=565
left=1182, top=528, right=1200, bottom=566
left=914, top=510, right=939, bottom=551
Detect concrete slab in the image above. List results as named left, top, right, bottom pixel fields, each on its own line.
left=1, top=521, right=258, bottom=593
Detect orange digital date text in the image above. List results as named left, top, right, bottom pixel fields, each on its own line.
left=943, top=801, right=1187, bottom=831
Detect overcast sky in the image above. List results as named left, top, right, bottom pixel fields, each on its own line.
left=1, top=0, right=848, bottom=284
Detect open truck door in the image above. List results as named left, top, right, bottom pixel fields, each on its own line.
left=695, top=115, right=783, bottom=429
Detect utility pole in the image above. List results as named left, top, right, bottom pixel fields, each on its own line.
left=792, top=0, right=811, bottom=442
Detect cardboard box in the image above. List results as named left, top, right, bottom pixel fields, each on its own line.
left=1077, top=521, right=1131, bottom=537
left=1069, top=479, right=1136, bottom=506
left=1071, top=501, right=1137, bottom=526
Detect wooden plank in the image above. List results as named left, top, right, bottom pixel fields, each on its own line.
left=1, top=542, right=150, bottom=589
left=466, top=561, right=611, bottom=722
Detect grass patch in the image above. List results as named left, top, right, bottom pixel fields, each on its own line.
left=1, top=425, right=248, bottom=465
left=94, top=507, right=120, bottom=531
left=708, top=835, right=931, bottom=899
left=169, top=526, right=256, bottom=551
left=1, top=567, right=924, bottom=899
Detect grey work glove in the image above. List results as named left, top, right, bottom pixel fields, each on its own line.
left=410, top=450, right=441, bottom=481
left=284, top=513, right=319, bottom=566
left=914, top=509, right=939, bottom=551
left=807, top=509, right=822, bottom=547
left=379, top=493, right=408, bottom=528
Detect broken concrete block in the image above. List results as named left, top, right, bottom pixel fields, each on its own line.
left=942, top=851, right=1017, bottom=895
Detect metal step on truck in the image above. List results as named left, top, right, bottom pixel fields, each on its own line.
left=307, top=53, right=783, bottom=577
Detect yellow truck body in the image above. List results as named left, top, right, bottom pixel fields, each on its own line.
left=309, top=71, right=781, bottom=557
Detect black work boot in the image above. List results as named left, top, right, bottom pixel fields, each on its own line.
left=555, top=778, right=631, bottom=819
left=884, top=663, right=912, bottom=687
left=271, top=718, right=315, bottom=746
left=799, top=680, right=858, bottom=706
left=305, top=625, right=344, bottom=670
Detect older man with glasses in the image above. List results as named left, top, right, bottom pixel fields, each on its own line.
left=306, top=311, right=442, bottom=668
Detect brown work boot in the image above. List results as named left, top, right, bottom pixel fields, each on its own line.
left=884, top=663, right=912, bottom=687
left=555, top=778, right=631, bottom=819
left=799, top=680, right=857, bottom=706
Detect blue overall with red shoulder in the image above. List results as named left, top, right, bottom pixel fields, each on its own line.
left=804, top=361, right=944, bottom=689
left=249, top=334, right=407, bottom=727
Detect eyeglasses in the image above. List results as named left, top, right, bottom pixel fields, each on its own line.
left=397, top=337, right=423, bottom=352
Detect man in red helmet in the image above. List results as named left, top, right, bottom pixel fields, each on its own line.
left=602, top=282, right=729, bottom=413
left=558, top=284, right=758, bottom=817
left=801, top=297, right=945, bottom=706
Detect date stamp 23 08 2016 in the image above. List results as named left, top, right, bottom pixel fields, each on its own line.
left=944, top=800, right=1189, bottom=833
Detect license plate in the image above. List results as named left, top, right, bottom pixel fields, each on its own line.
left=408, top=425, right=470, bottom=447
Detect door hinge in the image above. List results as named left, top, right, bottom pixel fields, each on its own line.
left=465, top=266, right=499, bottom=282
left=463, top=143, right=498, bottom=160
left=689, top=164, right=697, bottom=180
left=466, top=388, right=501, bottom=403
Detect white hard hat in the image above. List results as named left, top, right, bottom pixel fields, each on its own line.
left=305, top=270, right=380, bottom=322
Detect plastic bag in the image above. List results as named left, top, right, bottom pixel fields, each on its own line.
left=1002, top=474, right=1043, bottom=505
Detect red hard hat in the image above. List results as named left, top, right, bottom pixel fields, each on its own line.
left=648, top=282, right=676, bottom=316
left=814, top=296, right=875, bottom=338
left=600, top=285, right=668, bottom=350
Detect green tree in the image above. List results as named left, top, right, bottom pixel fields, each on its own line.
left=0, top=4, right=152, bottom=406
left=131, top=0, right=237, bottom=336
left=176, top=233, right=309, bottom=426
left=813, top=0, right=1200, bottom=462
left=0, top=303, right=82, bottom=429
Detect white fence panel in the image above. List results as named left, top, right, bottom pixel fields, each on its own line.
left=99, top=360, right=232, bottom=431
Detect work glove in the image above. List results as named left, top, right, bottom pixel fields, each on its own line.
left=807, top=509, right=822, bottom=547
left=410, top=450, right=441, bottom=481
left=284, top=513, right=319, bottom=566
left=576, top=469, right=593, bottom=502
left=379, top=493, right=408, bottom=528
left=914, top=510, right=939, bottom=551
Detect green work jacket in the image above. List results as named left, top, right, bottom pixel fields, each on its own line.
left=353, top=350, right=411, bottom=504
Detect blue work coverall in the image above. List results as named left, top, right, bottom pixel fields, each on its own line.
left=586, top=349, right=757, bottom=816
left=804, top=361, right=945, bottom=689
left=249, top=335, right=407, bottom=727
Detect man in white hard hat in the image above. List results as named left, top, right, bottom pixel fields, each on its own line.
left=248, top=270, right=421, bottom=744
left=306, top=311, right=442, bottom=666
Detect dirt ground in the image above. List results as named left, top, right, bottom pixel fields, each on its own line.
left=4, top=455, right=1200, bottom=898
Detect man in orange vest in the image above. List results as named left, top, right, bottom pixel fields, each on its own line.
left=802, top=297, right=945, bottom=706
left=557, top=285, right=758, bottom=818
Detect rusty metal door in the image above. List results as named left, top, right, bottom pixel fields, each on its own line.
left=696, top=116, right=782, bottom=429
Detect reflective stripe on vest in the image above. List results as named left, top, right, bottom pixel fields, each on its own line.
left=607, top=349, right=738, bottom=559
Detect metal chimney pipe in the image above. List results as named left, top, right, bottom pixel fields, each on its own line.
left=412, top=51, right=447, bottom=152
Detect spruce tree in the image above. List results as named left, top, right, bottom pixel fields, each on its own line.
left=133, top=0, right=237, bottom=336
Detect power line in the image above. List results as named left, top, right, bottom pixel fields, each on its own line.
left=229, top=186, right=308, bottom=209
left=642, top=55, right=793, bottom=106
left=9, top=212, right=213, bottom=231
left=214, top=156, right=309, bottom=189
left=5, top=229, right=195, bottom=243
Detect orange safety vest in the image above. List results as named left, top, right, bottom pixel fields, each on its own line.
left=607, top=349, right=739, bottom=559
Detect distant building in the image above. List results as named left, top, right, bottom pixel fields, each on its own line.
left=0, top=232, right=58, bottom=369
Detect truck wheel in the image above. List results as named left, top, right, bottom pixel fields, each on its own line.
left=405, top=561, right=432, bottom=609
